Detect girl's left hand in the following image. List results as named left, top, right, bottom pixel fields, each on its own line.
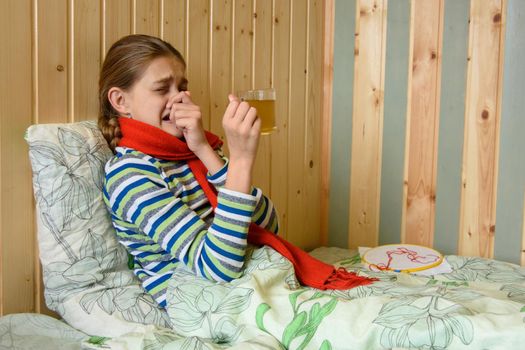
left=167, top=91, right=208, bottom=153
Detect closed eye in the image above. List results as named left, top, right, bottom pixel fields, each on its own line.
left=155, top=86, right=169, bottom=93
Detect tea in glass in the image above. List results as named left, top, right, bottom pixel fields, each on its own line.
left=238, top=88, right=276, bottom=135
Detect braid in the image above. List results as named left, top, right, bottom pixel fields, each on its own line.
left=98, top=113, right=122, bottom=153
left=109, top=116, right=123, bottom=151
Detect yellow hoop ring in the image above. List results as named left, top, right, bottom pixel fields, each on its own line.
left=361, top=244, right=444, bottom=273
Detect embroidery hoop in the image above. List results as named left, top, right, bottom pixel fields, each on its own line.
left=361, top=244, right=444, bottom=273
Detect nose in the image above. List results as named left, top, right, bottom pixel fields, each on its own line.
left=166, top=89, right=183, bottom=109
left=168, top=87, right=179, bottom=99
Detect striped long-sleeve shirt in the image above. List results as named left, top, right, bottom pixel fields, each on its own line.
left=103, top=147, right=278, bottom=308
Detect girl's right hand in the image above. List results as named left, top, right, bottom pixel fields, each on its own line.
left=222, top=94, right=261, bottom=166
left=167, top=91, right=208, bottom=153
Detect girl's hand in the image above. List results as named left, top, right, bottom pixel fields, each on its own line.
left=167, top=91, right=208, bottom=153
left=222, top=94, right=261, bottom=166
left=222, top=94, right=261, bottom=193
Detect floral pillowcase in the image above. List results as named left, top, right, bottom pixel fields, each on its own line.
left=26, top=121, right=170, bottom=337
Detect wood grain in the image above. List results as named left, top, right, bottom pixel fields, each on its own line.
left=401, top=0, right=443, bottom=247
left=270, top=0, right=291, bottom=239
left=103, top=0, right=132, bottom=55
left=0, top=0, right=34, bottom=315
left=252, top=0, right=272, bottom=194
left=209, top=0, right=232, bottom=139
left=304, top=0, right=324, bottom=250
left=1, top=0, right=323, bottom=314
left=73, top=0, right=100, bottom=121
left=458, top=0, right=505, bottom=258
left=186, top=0, right=210, bottom=128
left=286, top=0, right=308, bottom=247
left=162, top=0, right=186, bottom=57
left=320, top=0, right=334, bottom=246
left=135, top=0, right=160, bottom=36
left=348, top=0, right=387, bottom=249
left=36, top=0, right=68, bottom=123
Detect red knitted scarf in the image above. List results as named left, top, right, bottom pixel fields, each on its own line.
left=118, top=117, right=376, bottom=290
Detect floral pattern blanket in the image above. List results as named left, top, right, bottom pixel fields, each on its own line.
left=2, top=246, right=525, bottom=350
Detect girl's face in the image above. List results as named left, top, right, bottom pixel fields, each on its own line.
left=125, top=55, right=187, bottom=137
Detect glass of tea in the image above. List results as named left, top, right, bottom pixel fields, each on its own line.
left=237, top=88, right=276, bottom=135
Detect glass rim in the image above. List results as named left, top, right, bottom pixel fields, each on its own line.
left=237, top=88, right=275, bottom=100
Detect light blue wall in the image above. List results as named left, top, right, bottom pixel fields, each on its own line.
left=434, top=0, right=470, bottom=255
left=378, top=0, right=410, bottom=245
left=328, top=0, right=356, bottom=248
left=494, top=0, right=525, bottom=264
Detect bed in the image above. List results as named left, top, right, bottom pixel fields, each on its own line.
left=2, top=121, right=524, bottom=350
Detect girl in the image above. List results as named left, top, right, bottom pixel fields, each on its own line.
left=99, top=34, right=278, bottom=308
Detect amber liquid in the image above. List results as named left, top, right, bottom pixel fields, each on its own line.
left=244, top=99, right=276, bottom=134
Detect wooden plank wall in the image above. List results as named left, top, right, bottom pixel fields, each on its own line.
left=0, top=0, right=324, bottom=315
left=458, top=0, right=505, bottom=259
left=348, top=0, right=387, bottom=248
left=401, top=0, right=443, bottom=248
left=330, top=0, right=525, bottom=265
left=0, top=0, right=34, bottom=317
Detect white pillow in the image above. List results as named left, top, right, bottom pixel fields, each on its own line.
left=26, top=120, right=170, bottom=337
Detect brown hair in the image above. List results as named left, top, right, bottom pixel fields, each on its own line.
left=98, top=34, right=185, bottom=151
